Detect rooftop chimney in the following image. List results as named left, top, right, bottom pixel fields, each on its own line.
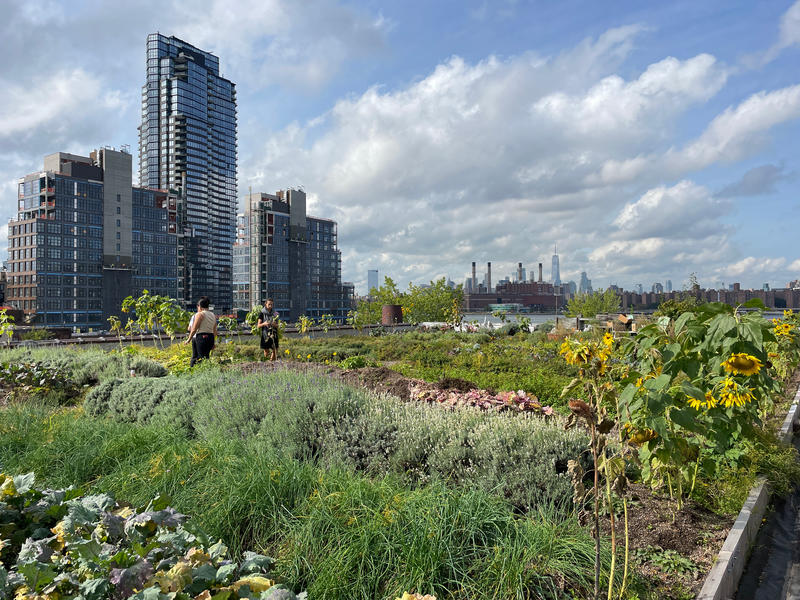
left=538, top=263, right=543, bottom=283
left=487, top=262, right=492, bottom=292
left=517, top=262, right=523, bottom=282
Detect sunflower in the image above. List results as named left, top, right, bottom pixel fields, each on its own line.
left=687, top=396, right=703, bottom=410
left=718, top=378, right=754, bottom=408
left=722, top=353, right=763, bottom=376
left=784, top=309, right=794, bottom=318
left=603, top=332, right=614, bottom=348
left=686, top=391, right=718, bottom=411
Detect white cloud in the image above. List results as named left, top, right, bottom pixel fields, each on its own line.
left=242, top=36, right=749, bottom=290
left=612, top=180, right=728, bottom=240
left=780, top=0, right=800, bottom=47
left=171, top=0, right=387, bottom=90
left=757, top=0, right=800, bottom=65
left=533, top=54, right=727, bottom=140
left=593, top=84, right=800, bottom=186
left=0, top=69, right=126, bottom=139
left=723, top=256, right=788, bottom=277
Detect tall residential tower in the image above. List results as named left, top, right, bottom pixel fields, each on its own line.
left=138, top=33, right=237, bottom=310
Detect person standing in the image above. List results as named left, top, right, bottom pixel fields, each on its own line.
left=257, top=298, right=279, bottom=361
left=185, top=297, right=217, bottom=366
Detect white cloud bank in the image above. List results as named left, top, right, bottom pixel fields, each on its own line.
left=242, top=24, right=800, bottom=290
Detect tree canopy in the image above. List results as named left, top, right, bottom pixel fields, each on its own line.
left=564, top=288, right=621, bottom=318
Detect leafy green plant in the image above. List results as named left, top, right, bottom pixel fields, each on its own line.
left=0, top=472, right=304, bottom=599
left=0, top=360, right=81, bottom=403
left=339, top=355, right=372, bottom=369
left=0, top=308, right=14, bottom=347
left=633, top=546, right=698, bottom=577
left=121, top=290, right=191, bottom=347
left=617, top=304, right=784, bottom=505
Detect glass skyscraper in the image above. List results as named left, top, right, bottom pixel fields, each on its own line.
left=138, top=33, right=237, bottom=310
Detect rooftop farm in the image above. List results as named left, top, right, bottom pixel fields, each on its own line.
left=2, top=304, right=800, bottom=599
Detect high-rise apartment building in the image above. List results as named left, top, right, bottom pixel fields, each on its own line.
left=138, top=33, right=237, bottom=310
left=232, top=212, right=249, bottom=311
left=248, top=189, right=353, bottom=322
left=7, top=149, right=179, bottom=329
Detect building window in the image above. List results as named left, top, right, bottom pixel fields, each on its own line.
left=117, top=206, right=121, bottom=214
left=117, top=194, right=121, bottom=202
left=116, top=219, right=121, bottom=227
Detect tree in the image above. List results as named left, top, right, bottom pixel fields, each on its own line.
left=354, top=277, right=464, bottom=325
left=564, top=288, right=621, bottom=318
left=121, top=290, right=190, bottom=347
left=653, top=295, right=699, bottom=319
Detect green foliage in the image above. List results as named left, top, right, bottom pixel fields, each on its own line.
left=278, top=331, right=577, bottom=408
left=653, top=295, right=699, bottom=319
left=121, top=289, right=191, bottom=346
left=0, top=348, right=166, bottom=403
left=0, top=360, right=80, bottom=403
left=356, top=277, right=464, bottom=324
left=339, top=355, right=372, bottom=369
left=0, top=404, right=609, bottom=600
left=564, top=288, right=621, bottom=318
left=618, top=304, right=788, bottom=502
left=0, top=472, right=300, bottom=599
left=633, top=546, right=698, bottom=577
left=19, top=328, right=52, bottom=341
left=83, top=368, right=586, bottom=512
left=0, top=308, right=14, bottom=347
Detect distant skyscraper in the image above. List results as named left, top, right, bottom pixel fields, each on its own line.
left=652, top=282, right=664, bottom=294
left=367, top=269, right=379, bottom=295
left=551, top=245, right=561, bottom=286
left=636, top=283, right=643, bottom=295
left=666, top=279, right=672, bottom=293
left=579, top=272, right=593, bottom=295
left=138, top=33, right=237, bottom=310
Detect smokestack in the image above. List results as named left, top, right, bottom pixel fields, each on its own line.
left=471, top=262, right=477, bottom=293
left=518, top=262, right=523, bottom=282
left=487, top=262, right=492, bottom=292
left=538, top=263, right=543, bottom=283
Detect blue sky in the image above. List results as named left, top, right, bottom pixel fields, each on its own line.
left=1, top=0, right=799, bottom=294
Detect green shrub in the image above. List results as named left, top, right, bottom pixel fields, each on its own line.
left=340, top=355, right=371, bottom=369
left=86, top=368, right=586, bottom=511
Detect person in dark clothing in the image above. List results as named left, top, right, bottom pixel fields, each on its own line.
left=185, top=297, right=217, bottom=366
left=257, top=298, right=279, bottom=361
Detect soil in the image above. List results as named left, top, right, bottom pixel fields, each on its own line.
left=240, top=361, right=473, bottom=403
left=617, top=484, right=730, bottom=596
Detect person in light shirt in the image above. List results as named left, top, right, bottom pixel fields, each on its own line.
left=185, top=296, right=217, bottom=366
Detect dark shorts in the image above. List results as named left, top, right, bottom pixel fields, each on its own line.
left=260, top=335, right=278, bottom=350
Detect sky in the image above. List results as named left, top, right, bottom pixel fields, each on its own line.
left=1, top=0, right=799, bottom=295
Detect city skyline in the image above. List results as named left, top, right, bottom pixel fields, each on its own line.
left=1, top=1, right=799, bottom=294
